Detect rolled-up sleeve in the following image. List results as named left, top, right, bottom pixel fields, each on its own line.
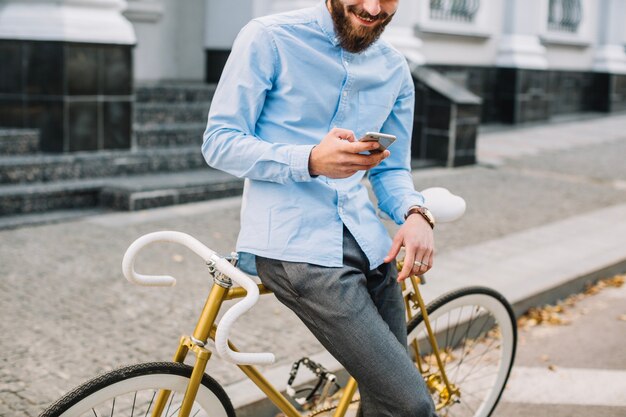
left=202, top=21, right=315, bottom=184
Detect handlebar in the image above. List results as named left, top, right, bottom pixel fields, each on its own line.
left=121, top=230, right=275, bottom=365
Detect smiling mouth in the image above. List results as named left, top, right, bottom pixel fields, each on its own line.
left=351, top=11, right=379, bottom=25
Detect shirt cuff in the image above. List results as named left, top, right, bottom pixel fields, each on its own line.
left=398, top=193, right=425, bottom=223
left=289, top=144, right=317, bottom=182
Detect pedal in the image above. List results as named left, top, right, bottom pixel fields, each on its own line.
left=285, top=357, right=341, bottom=410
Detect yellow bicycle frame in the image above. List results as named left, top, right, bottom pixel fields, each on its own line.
left=149, top=262, right=457, bottom=417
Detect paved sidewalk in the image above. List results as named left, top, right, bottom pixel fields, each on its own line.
left=1, top=114, right=625, bottom=417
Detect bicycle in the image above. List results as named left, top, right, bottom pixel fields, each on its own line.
left=40, top=188, right=517, bottom=417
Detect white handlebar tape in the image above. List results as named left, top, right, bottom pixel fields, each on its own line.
left=121, top=230, right=275, bottom=365
left=122, top=231, right=217, bottom=286
left=212, top=255, right=275, bottom=365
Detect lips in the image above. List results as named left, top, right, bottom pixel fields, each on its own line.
left=351, top=11, right=379, bottom=26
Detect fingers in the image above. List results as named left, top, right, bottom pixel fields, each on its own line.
left=410, top=248, right=433, bottom=277
left=348, top=139, right=381, bottom=153
left=346, top=150, right=390, bottom=168
left=397, top=247, right=415, bottom=282
left=398, top=245, right=434, bottom=282
left=331, top=127, right=356, bottom=142
left=384, top=235, right=403, bottom=264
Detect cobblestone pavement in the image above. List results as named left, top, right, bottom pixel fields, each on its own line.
left=1, top=114, right=626, bottom=416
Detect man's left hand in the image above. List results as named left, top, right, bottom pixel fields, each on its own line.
left=384, top=214, right=435, bottom=282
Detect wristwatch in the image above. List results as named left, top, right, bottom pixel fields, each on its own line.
left=405, top=205, right=435, bottom=229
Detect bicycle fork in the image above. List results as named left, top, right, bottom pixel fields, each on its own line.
left=403, top=274, right=460, bottom=410
left=151, top=260, right=233, bottom=417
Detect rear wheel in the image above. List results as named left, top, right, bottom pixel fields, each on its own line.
left=40, top=362, right=235, bottom=417
left=407, top=287, right=517, bottom=417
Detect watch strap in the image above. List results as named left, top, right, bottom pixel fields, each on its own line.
left=405, top=206, right=435, bottom=229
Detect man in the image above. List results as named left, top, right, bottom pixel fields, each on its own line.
left=202, top=1, right=437, bottom=415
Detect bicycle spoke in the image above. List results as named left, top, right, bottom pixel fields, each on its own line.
left=165, top=392, right=175, bottom=416
left=459, top=394, right=478, bottom=416
left=143, top=391, right=157, bottom=417
left=109, top=398, right=115, bottom=417
left=452, top=306, right=479, bottom=366
left=92, top=409, right=99, bottom=417
left=131, top=392, right=137, bottom=417
left=167, top=405, right=181, bottom=417
left=444, top=308, right=452, bottom=354
left=456, top=332, right=501, bottom=385
left=451, top=310, right=493, bottom=382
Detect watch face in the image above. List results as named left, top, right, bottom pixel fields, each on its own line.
left=419, top=207, right=435, bottom=226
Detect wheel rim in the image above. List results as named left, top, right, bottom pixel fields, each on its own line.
left=61, top=374, right=229, bottom=417
left=408, top=292, right=515, bottom=417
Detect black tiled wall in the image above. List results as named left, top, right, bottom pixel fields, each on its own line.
left=0, top=40, right=133, bottom=153
left=205, top=49, right=231, bottom=84
left=427, top=65, right=626, bottom=125
left=412, top=78, right=480, bottom=167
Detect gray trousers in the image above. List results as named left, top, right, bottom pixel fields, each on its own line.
left=255, top=227, right=437, bottom=417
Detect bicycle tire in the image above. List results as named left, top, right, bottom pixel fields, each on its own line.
left=39, top=362, right=236, bottom=417
left=406, top=286, right=517, bottom=417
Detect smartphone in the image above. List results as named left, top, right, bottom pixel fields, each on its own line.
left=359, top=132, right=396, bottom=153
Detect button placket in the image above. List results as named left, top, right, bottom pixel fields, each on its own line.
left=331, top=52, right=353, bottom=127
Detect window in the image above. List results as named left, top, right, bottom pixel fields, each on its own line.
left=429, top=0, right=481, bottom=23
left=548, top=0, right=582, bottom=33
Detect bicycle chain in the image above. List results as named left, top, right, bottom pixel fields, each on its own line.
left=305, top=398, right=360, bottom=417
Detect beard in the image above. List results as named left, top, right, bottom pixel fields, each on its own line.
left=328, top=0, right=394, bottom=53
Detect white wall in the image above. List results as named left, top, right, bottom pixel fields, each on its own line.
left=130, top=0, right=205, bottom=81
left=205, top=0, right=254, bottom=49
left=542, top=0, right=599, bottom=70
left=417, top=0, right=504, bottom=67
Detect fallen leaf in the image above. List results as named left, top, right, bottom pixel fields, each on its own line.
left=540, top=354, right=550, bottom=362
left=548, top=364, right=557, bottom=372
left=618, top=314, right=626, bottom=322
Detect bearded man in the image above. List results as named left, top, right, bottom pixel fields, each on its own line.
left=202, top=1, right=437, bottom=415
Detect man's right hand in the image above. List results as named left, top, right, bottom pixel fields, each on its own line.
left=308, top=128, right=390, bottom=178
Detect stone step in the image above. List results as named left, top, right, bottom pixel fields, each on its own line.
left=0, top=129, right=40, bottom=155
left=0, top=147, right=206, bottom=185
left=0, top=169, right=240, bottom=216
left=100, top=169, right=243, bottom=211
left=134, top=102, right=211, bottom=125
left=0, top=179, right=105, bottom=216
left=134, top=123, right=206, bottom=149
left=135, top=82, right=217, bottom=103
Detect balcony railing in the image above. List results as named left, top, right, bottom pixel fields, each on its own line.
left=429, top=0, right=480, bottom=23
left=548, top=0, right=582, bottom=33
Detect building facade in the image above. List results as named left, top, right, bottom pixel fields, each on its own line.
left=1, top=0, right=625, bottom=153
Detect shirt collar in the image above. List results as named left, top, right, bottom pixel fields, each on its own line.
left=315, top=0, right=339, bottom=47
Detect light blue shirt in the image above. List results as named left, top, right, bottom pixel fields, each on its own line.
left=202, top=1, right=423, bottom=271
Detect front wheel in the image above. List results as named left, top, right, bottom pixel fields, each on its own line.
left=40, top=362, right=235, bottom=417
left=407, top=287, right=517, bottom=417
